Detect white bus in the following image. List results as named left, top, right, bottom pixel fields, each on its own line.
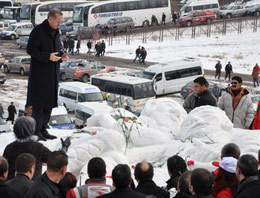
left=0, top=0, right=13, bottom=9
left=1, top=6, right=21, bottom=21
left=73, top=0, right=171, bottom=29
left=91, top=74, right=155, bottom=114
left=20, top=0, right=90, bottom=26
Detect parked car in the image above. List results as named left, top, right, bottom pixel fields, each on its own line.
left=0, top=53, right=5, bottom=68
left=218, top=4, right=250, bottom=19
left=180, top=81, right=225, bottom=99
left=0, top=71, right=6, bottom=84
left=3, top=55, right=30, bottom=75
left=16, top=36, right=29, bottom=49
left=60, top=18, right=73, bottom=35
left=246, top=4, right=260, bottom=16
left=178, top=11, right=217, bottom=27
left=0, top=117, right=11, bottom=133
left=1, top=22, right=33, bottom=40
left=60, top=59, right=115, bottom=82
left=106, top=16, right=134, bottom=33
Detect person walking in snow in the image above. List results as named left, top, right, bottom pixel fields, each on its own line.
left=183, top=77, right=217, bottom=113
left=225, top=61, right=233, bottom=81
left=140, top=47, right=147, bottom=65
left=133, top=46, right=141, bottom=63
left=6, top=102, right=16, bottom=124
left=252, top=63, right=260, bottom=87
left=87, top=40, right=92, bottom=54
left=215, top=61, right=222, bottom=80
left=162, top=12, right=166, bottom=25
left=219, top=76, right=254, bottom=129
left=75, top=39, right=81, bottom=55
left=101, top=40, right=106, bottom=56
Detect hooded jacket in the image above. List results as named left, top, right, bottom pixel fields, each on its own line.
left=218, top=88, right=254, bottom=128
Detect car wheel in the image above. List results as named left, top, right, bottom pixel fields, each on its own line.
left=186, top=21, right=192, bottom=27
left=20, top=68, right=25, bottom=76
left=81, top=74, right=89, bottom=83
left=226, top=13, right=232, bottom=19
left=60, top=73, right=66, bottom=81
left=142, top=20, right=150, bottom=27
left=10, top=34, right=16, bottom=40
left=4, top=65, right=9, bottom=73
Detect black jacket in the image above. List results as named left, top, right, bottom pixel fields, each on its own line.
left=26, top=19, right=62, bottom=109
left=195, top=90, right=217, bottom=108
left=235, top=176, right=260, bottom=198
left=192, top=195, right=213, bottom=198
left=167, top=174, right=181, bottom=190
left=6, top=174, right=33, bottom=195
left=25, top=172, right=65, bottom=198
left=98, top=187, right=147, bottom=198
left=136, top=180, right=169, bottom=198
left=0, top=180, right=24, bottom=198
left=3, top=140, right=50, bottom=181
left=7, top=105, right=16, bottom=120
left=175, top=191, right=192, bottom=198
left=225, top=64, right=232, bottom=73
left=215, top=63, right=222, bottom=72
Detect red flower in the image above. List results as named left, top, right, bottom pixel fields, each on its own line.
left=125, top=118, right=129, bottom=122
left=212, top=161, right=219, bottom=167
left=131, top=165, right=136, bottom=169
left=92, top=131, right=98, bottom=135
left=187, top=160, right=195, bottom=166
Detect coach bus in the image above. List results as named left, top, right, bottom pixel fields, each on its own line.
left=73, top=0, right=171, bottom=30
left=0, top=0, right=13, bottom=9
left=1, top=6, right=21, bottom=21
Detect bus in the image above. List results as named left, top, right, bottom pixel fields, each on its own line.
left=1, top=6, right=21, bottom=21
left=0, top=0, right=13, bottom=9
left=91, top=73, right=155, bottom=114
left=73, top=0, right=171, bottom=29
left=20, top=0, right=92, bottom=26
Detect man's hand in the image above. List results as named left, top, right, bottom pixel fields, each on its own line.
left=49, top=52, right=61, bottom=62
left=61, top=53, right=69, bottom=62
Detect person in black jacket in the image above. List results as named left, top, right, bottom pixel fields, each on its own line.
left=133, top=46, right=141, bottom=63
left=162, top=12, right=166, bottom=25
left=87, top=40, right=92, bottom=54
left=215, top=61, right=222, bottom=80
left=174, top=171, right=192, bottom=198
left=75, top=39, right=81, bottom=55
left=134, top=161, right=169, bottom=198
left=99, top=164, right=147, bottom=198
left=6, top=102, right=16, bottom=124
left=26, top=8, right=69, bottom=141
left=0, top=156, right=24, bottom=198
left=235, top=154, right=260, bottom=198
left=166, top=155, right=187, bottom=191
left=6, top=153, right=35, bottom=195
left=225, top=61, right=232, bottom=81
left=101, top=40, right=106, bottom=56
left=25, top=151, right=68, bottom=198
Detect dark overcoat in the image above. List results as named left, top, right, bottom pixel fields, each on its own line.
left=26, top=19, right=62, bottom=109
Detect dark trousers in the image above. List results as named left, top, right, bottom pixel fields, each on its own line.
left=32, top=106, right=52, bottom=135
left=253, top=78, right=259, bottom=87
left=133, top=54, right=140, bottom=63
left=6, top=117, right=15, bottom=124
left=225, top=72, right=231, bottom=81
left=215, top=71, right=221, bottom=79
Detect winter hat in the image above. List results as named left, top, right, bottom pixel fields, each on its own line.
left=219, top=157, right=238, bottom=174
left=14, top=116, right=36, bottom=140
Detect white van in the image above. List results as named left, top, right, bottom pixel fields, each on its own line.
left=140, top=58, right=204, bottom=95
left=0, top=20, right=16, bottom=33
left=1, top=22, right=33, bottom=39
left=58, top=82, right=105, bottom=112
left=75, top=102, right=136, bottom=128
left=17, top=102, right=74, bottom=130
left=179, top=0, right=220, bottom=17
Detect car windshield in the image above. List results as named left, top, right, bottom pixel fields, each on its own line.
left=6, top=25, right=16, bottom=31
left=133, top=82, right=155, bottom=100
left=140, top=71, right=155, bottom=80
left=49, top=114, right=72, bottom=126
left=78, top=92, right=104, bottom=102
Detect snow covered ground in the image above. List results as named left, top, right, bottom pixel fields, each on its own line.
left=80, top=29, right=260, bottom=75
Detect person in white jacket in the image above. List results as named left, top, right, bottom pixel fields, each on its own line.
left=219, top=76, right=254, bottom=129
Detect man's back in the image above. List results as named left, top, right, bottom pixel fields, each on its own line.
left=6, top=174, right=33, bottom=195
left=236, top=176, right=260, bottom=198
left=136, top=180, right=169, bottom=198
left=0, top=181, right=24, bottom=198
left=99, top=187, right=147, bottom=198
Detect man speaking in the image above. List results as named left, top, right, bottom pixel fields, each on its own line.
left=26, top=9, right=69, bottom=141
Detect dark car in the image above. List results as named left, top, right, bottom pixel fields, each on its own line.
left=16, top=36, right=29, bottom=49
left=59, top=18, right=73, bottom=35
left=0, top=71, right=6, bottom=84
left=246, top=4, right=260, bottom=16
left=181, top=81, right=225, bottom=99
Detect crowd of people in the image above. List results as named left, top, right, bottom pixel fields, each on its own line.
left=1, top=136, right=260, bottom=198
left=133, top=46, right=147, bottom=65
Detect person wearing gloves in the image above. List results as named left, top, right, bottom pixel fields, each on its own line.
left=3, top=116, right=71, bottom=181
left=212, top=157, right=238, bottom=198
left=218, top=76, right=254, bottom=129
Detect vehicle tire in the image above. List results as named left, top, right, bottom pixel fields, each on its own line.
left=142, top=20, right=150, bottom=27
left=255, top=11, right=260, bottom=16
left=226, top=13, right=232, bottom=19
left=4, top=65, right=9, bottom=73
left=81, top=74, right=89, bottom=83
left=60, top=72, right=66, bottom=81
left=10, top=34, right=16, bottom=40
left=20, top=68, right=25, bottom=76
left=186, top=21, right=192, bottom=27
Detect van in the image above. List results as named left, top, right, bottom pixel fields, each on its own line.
left=17, top=102, right=74, bottom=130
left=58, top=82, right=105, bottom=112
left=140, top=58, right=204, bottom=95
left=179, top=0, right=220, bottom=17
left=1, top=22, right=33, bottom=39
left=107, top=16, right=135, bottom=33
left=0, top=20, right=16, bottom=33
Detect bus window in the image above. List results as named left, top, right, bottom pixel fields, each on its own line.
left=126, top=1, right=138, bottom=10
left=203, top=4, right=211, bottom=9
left=193, top=5, right=203, bottom=11
left=38, top=5, right=48, bottom=12
left=138, top=0, right=148, bottom=9
left=114, top=2, right=126, bottom=11
left=20, top=5, right=30, bottom=20
left=210, top=4, right=219, bottom=8
left=133, top=83, right=155, bottom=100
left=92, top=6, right=102, bottom=14
left=73, top=7, right=83, bottom=23
left=62, top=3, right=74, bottom=11
left=101, top=3, right=114, bottom=13
left=185, top=6, right=192, bottom=13
left=148, top=0, right=158, bottom=8
left=158, top=0, right=168, bottom=7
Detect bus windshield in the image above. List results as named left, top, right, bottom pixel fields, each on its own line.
left=2, top=8, right=14, bottom=19
left=133, top=82, right=155, bottom=100
left=73, top=7, right=83, bottom=23
left=20, top=5, right=30, bottom=20
left=49, top=115, right=72, bottom=126
left=78, top=92, right=104, bottom=102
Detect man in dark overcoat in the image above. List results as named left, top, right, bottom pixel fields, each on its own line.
left=26, top=8, right=69, bottom=141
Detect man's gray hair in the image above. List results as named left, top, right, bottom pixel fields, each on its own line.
left=48, top=8, right=63, bottom=19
